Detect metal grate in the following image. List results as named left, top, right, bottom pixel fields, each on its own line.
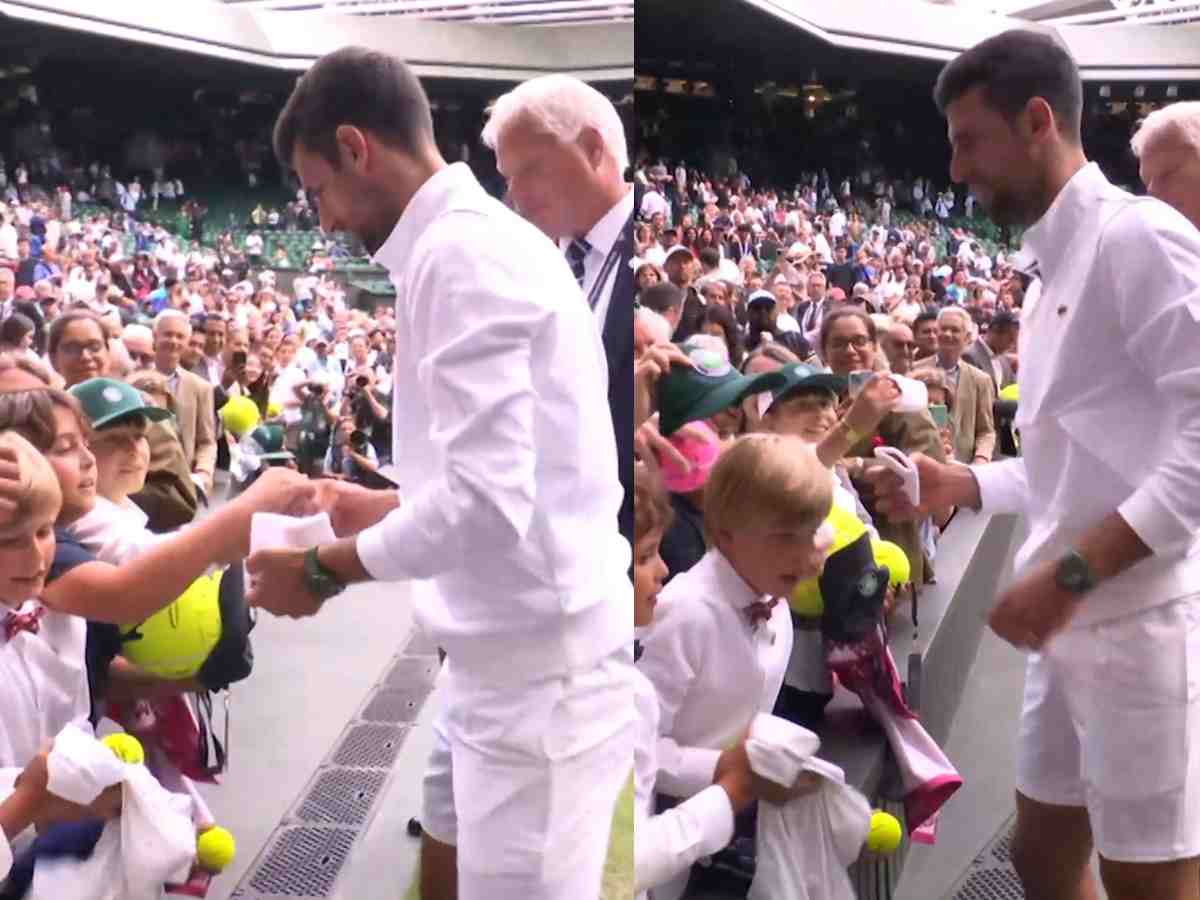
left=947, top=817, right=1024, bottom=900
left=362, top=686, right=428, bottom=723
left=384, top=655, right=440, bottom=690
left=293, top=768, right=388, bottom=826
left=332, top=723, right=409, bottom=768
left=247, top=827, right=357, bottom=897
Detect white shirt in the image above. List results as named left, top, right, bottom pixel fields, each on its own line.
left=68, top=496, right=171, bottom=565
left=558, top=187, right=632, bottom=333
left=0, top=222, right=18, bottom=260
left=0, top=599, right=90, bottom=772
left=972, top=162, right=1200, bottom=629
left=640, top=189, right=670, bottom=222
left=357, top=163, right=630, bottom=685
left=244, top=234, right=263, bottom=255
left=634, top=664, right=734, bottom=899
left=639, top=549, right=793, bottom=799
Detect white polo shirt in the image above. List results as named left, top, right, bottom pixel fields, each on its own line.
left=357, top=163, right=630, bottom=685
left=973, top=162, right=1200, bottom=629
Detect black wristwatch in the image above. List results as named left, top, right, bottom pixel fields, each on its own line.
left=1054, top=549, right=1097, bottom=596
left=303, top=547, right=346, bottom=602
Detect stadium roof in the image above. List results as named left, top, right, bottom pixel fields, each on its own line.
left=650, top=0, right=1200, bottom=80
left=223, top=0, right=634, bottom=27
left=0, top=0, right=632, bottom=80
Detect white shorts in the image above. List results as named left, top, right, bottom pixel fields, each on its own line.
left=1015, top=594, right=1200, bottom=862
left=421, top=649, right=635, bottom=900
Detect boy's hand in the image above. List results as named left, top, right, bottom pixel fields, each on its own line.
left=236, top=467, right=318, bottom=517
left=15, top=749, right=123, bottom=832
left=844, top=374, right=901, bottom=436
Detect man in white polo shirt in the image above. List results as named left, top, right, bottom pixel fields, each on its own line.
left=248, top=47, right=632, bottom=900
left=873, top=30, right=1200, bottom=900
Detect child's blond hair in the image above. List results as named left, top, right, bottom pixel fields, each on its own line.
left=703, top=434, right=832, bottom=544
left=0, top=430, right=62, bottom=527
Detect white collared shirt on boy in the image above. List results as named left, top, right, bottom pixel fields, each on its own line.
left=634, top=661, right=735, bottom=899
left=637, top=547, right=792, bottom=900
left=640, top=548, right=793, bottom=796
left=67, top=496, right=170, bottom=566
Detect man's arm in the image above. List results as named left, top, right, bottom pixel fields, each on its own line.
left=972, top=370, right=997, bottom=464
left=190, top=379, right=217, bottom=493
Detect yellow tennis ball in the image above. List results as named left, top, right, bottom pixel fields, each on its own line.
left=266, top=401, right=283, bottom=419
left=872, top=540, right=911, bottom=587
left=999, top=383, right=1019, bottom=403
left=121, top=572, right=223, bottom=679
left=790, top=579, right=824, bottom=617
left=196, top=826, right=236, bottom=873
left=101, top=733, right=145, bottom=765
left=867, top=810, right=902, bottom=853
left=219, top=396, right=260, bottom=438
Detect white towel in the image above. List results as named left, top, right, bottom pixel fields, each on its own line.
left=745, top=714, right=871, bottom=900
left=250, top=511, right=337, bottom=554
left=28, top=723, right=196, bottom=900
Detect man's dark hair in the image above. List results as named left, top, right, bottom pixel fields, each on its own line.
left=698, top=248, right=720, bottom=270
left=640, top=282, right=685, bottom=316
left=913, top=310, right=939, bottom=330
left=934, top=29, right=1082, bottom=143
left=273, top=46, right=435, bottom=169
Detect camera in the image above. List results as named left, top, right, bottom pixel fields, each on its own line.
left=349, top=430, right=369, bottom=451
left=356, top=374, right=369, bottom=389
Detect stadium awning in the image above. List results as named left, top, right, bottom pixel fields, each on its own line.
left=732, top=0, right=1200, bottom=80
left=0, top=0, right=632, bottom=81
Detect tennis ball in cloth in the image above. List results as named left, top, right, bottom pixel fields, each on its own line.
left=121, top=572, right=223, bottom=679
left=220, top=396, right=260, bottom=438
left=101, top=733, right=145, bottom=765
left=871, top=539, right=911, bottom=587
left=196, top=826, right=236, bottom=872
left=999, top=383, right=1019, bottom=403
left=867, top=810, right=902, bottom=853
left=789, top=504, right=869, bottom=618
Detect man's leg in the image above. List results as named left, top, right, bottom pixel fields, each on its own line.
left=1011, top=791, right=1099, bottom=900
left=419, top=833, right=458, bottom=900
left=419, top=702, right=458, bottom=900
left=1099, top=856, right=1200, bottom=900
left=449, top=650, right=634, bottom=900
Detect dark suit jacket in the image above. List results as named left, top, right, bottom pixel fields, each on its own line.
left=605, top=188, right=636, bottom=547
left=963, top=338, right=1015, bottom=393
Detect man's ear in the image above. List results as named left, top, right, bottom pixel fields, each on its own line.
left=334, top=125, right=370, bottom=171
left=579, top=127, right=608, bottom=170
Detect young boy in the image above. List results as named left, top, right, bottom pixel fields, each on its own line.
left=634, top=463, right=756, bottom=898
left=637, top=433, right=834, bottom=900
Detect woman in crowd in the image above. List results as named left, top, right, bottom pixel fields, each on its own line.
left=48, top=309, right=111, bottom=388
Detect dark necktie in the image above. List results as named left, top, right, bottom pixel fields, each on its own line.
left=566, top=238, right=591, bottom=288
left=746, top=598, right=778, bottom=628
left=634, top=640, right=643, bottom=663
left=4, top=605, right=45, bottom=641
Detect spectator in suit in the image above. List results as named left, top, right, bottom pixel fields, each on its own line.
left=1131, top=101, right=1200, bottom=229
left=912, top=309, right=940, bottom=363
left=152, top=309, right=216, bottom=496
left=125, top=367, right=200, bottom=531
left=482, top=73, right=636, bottom=546
left=914, top=306, right=996, bottom=464
left=964, top=310, right=1018, bottom=393
left=880, top=321, right=918, bottom=375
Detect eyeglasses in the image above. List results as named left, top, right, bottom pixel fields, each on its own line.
left=58, top=341, right=106, bottom=358
left=828, top=335, right=872, bottom=352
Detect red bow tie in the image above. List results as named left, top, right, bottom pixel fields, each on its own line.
left=746, top=599, right=778, bottom=628
left=4, top=606, right=45, bottom=641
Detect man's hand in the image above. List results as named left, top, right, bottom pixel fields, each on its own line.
left=712, top=740, right=755, bottom=814
left=988, top=559, right=1079, bottom=650
left=312, top=477, right=399, bottom=537
left=246, top=548, right=323, bottom=618
left=236, top=467, right=319, bottom=518
left=634, top=414, right=712, bottom=474
left=861, top=453, right=978, bottom=520
left=635, top=343, right=692, bottom=428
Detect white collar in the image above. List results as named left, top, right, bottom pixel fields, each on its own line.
left=371, top=162, right=473, bottom=271
left=563, top=186, right=633, bottom=259
left=1019, top=162, right=1105, bottom=283
left=707, top=548, right=770, bottom=611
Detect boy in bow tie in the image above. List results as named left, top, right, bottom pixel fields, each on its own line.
left=637, top=433, right=833, bottom=900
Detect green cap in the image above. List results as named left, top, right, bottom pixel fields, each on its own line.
left=657, top=340, right=760, bottom=437
left=245, top=424, right=294, bottom=461
left=69, top=378, right=173, bottom=430
left=756, top=363, right=848, bottom=415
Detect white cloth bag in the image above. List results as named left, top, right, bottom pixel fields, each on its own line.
left=28, top=723, right=196, bottom=900
left=745, top=714, right=871, bottom=900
